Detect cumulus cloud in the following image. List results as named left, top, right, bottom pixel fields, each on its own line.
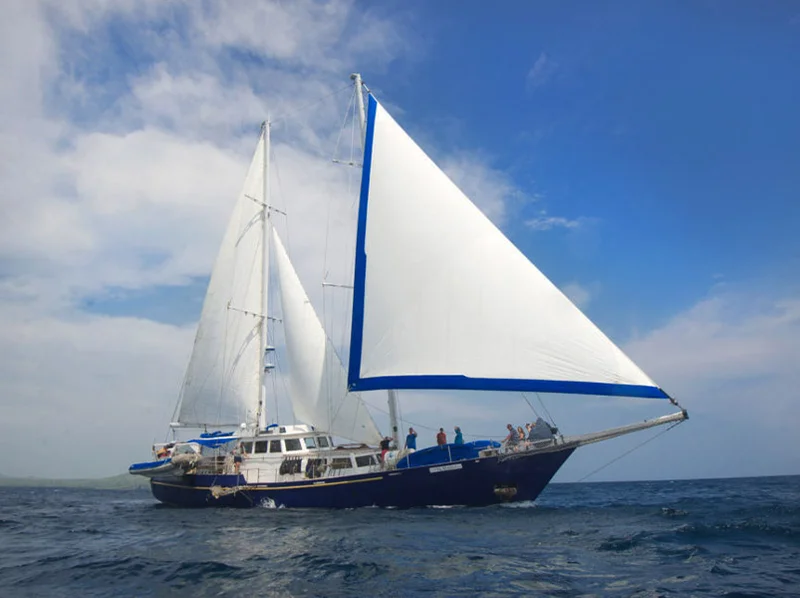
left=0, top=0, right=534, bottom=477
left=439, top=151, right=527, bottom=226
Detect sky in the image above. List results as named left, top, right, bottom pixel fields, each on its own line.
left=1, top=0, right=798, bottom=481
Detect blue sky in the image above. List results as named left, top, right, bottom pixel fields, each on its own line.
left=1, top=0, right=798, bottom=480
left=372, top=1, right=800, bottom=334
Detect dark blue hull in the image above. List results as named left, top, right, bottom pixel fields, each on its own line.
left=150, top=447, right=575, bottom=508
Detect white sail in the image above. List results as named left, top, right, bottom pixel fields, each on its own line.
left=348, top=95, right=667, bottom=399
left=177, top=135, right=266, bottom=426
left=272, top=229, right=382, bottom=444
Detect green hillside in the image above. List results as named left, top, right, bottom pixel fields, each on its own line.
left=0, top=473, right=150, bottom=490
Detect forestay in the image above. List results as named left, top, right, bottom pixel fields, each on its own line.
left=177, top=136, right=266, bottom=426
left=272, top=230, right=382, bottom=445
left=348, top=95, right=667, bottom=399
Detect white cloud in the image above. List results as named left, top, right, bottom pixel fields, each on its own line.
left=616, top=292, right=800, bottom=479
left=526, top=51, right=558, bottom=91
left=439, top=152, right=526, bottom=226
left=626, top=295, right=800, bottom=408
left=0, top=307, right=193, bottom=478
left=0, top=0, right=534, bottom=478
left=562, top=282, right=593, bottom=309
left=525, top=214, right=582, bottom=231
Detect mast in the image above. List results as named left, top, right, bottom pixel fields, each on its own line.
left=257, top=120, right=271, bottom=431
left=351, top=73, right=367, bottom=146
left=351, top=73, right=400, bottom=448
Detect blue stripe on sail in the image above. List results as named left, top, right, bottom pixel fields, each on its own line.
left=345, top=96, right=667, bottom=402
left=348, top=93, right=378, bottom=388
left=350, top=375, right=670, bottom=399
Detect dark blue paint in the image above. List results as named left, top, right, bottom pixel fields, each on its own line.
left=350, top=374, right=669, bottom=399
left=150, top=447, right=575, bottom=509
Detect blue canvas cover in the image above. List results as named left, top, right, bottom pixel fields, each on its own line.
left=395, top=440, right=500, bottom=469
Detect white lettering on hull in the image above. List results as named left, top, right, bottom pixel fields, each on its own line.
left=429, top=463, right=463, bottom=474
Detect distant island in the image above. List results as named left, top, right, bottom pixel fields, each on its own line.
left=0, top=472, right=149, bottom=490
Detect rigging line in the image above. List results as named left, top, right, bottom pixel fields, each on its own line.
left=269, top=83, right=353, bottom=127
left=534, top=392, right=558, bottom=428
left=332, top=86, right=356, bottom=164
left=575, top=420, right=685, bottom=483
left=520, top=393, right=541, bottom=420
left=356, top=396, right=503, bottom=439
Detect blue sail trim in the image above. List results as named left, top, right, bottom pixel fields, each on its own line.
left=345, top=95, right=667, bottom=402
left=349, top=375, right=669, bottom=399
left=347, top=93, right=377, bottom=389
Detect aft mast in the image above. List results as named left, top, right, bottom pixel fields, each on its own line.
left=351, top=73, right=400, bottom=448
left=257, top=120, right=271, bottom=431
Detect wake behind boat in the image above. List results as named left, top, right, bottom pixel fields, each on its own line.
left=130, top=74, right=687, bottom=508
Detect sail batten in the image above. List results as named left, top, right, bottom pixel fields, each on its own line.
left=348, top=94, right=666, bottom=400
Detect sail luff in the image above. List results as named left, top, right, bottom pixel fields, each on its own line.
left=347, top=94, right=667, bottom=400
left=347, top=93, right=376, bottom=391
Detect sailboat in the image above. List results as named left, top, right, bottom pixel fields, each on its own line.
left=129, top=74, right=688, bottom=508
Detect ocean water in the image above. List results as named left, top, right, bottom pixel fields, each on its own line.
left=0, top=476, right=797, bottom=597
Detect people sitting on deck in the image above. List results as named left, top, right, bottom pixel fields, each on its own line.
left=156, top=443, right=175, bottom=459
left=405, top=427, right=417, bottom=451
left=527, top=417, right=557, bottom=441
left=453, top=426, right=463, bottom=445
left=436, top=428, right=447, bottom=447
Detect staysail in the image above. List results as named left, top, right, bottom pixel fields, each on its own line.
left=348, top=95, right=667, bottom=399
left=272, top=229, right=382, bottom=444
left=176, top=135, right=266, bottom=426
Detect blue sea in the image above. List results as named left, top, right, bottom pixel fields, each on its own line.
left=0, top=476, right=798, bottom=597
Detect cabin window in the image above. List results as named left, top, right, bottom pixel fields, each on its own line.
left=269, top=440, right=282, bottom=453
left=285, top=438, right=302, bottom=451
left=240, top=442, right=253, bottom=454
left=355, top=455, right=375, bottom=467
left=329, top=457, right=352, bottom=471
left=254, top=441, right=268, bottom=454
left=304, top=437, right=316, bottom=449
left=317, top=436, right=329, bottom=448
left=279, top=458, right=302, bottom=475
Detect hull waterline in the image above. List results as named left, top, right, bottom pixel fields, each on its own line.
left=150, top=447, right=575, bottom=508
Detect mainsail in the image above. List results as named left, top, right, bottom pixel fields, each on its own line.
left=348, top=95, right=667, bottom=399
left=272, top=230, right=382, bottom=445
left=176, top=136, right=266, bottom=426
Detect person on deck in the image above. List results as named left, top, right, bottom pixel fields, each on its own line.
left=436, top=428, right=447, bottom=446
left=405, top=427, right=417, bottom=450
left=453, top=426, right=464, bottom=445
left=379, top=436, right=392, bottom=462
left=504, top=424, right=519, bottom=450
left=528, top=417, right=557, bottom=441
